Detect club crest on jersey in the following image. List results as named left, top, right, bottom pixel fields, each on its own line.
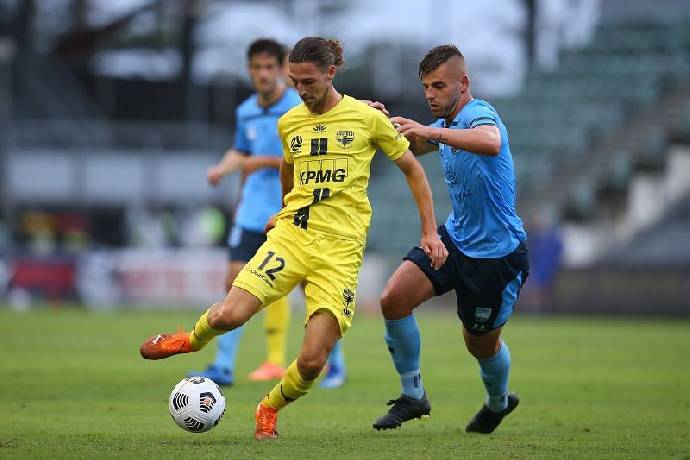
left=336, top=130, right=355, bottom=149
left=290, top=135, right=303, bottom=153
left=475, top=307, right=492, bottom=323
left=313, top=124, right=326, bottom=133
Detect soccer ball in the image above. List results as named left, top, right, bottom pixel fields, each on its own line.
left=168, top=377, right=226, bottom=433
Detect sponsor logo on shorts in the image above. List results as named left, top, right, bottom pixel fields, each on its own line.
left=343, top=288, right=354, bottom=305
left=475, top=307, right=492, bottom=323
left=342, top=288, right=355, bottom=317
left=249, top=267, right=275, bottom=288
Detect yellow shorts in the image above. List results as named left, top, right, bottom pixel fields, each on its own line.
left=232, top=219, right=364, bottom=335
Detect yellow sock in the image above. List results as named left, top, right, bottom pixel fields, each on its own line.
left=264, top=296, right=290, bottom=366
left=263, top=360, right=315, bottom=411
left=188, top=306, right=224, bottom=351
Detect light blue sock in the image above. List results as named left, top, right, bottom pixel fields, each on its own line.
left=212, top=326, right=244, bottom=371
left=384, top=315, right=424, bottom=399
left=328, top=339, right=346, bottom=374
left=478, top=341, right=511, bottom=412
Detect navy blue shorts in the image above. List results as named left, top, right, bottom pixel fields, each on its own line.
left=405, top=225, right=529, bottom=335
left=227, top=226, right=266, bottom=263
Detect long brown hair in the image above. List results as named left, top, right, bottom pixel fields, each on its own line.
left=288, top=37, right=345, bottom=70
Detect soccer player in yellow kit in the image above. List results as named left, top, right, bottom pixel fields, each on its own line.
left=139, top=36, right=448, bottom=440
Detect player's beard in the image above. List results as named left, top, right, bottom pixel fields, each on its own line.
left=304, top=86, right=329, bottom=112
left=442, top=93, right=462, bottom=120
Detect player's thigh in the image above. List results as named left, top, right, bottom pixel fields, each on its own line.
left=297, top=311, right=341, bottom=379
left=303, top=236, right=364, bottom=336
left=232, top=221, right=307, bottom=309
left=380, top=260, right=436, bottom=320
left=456, top=242, right=528, bottom=335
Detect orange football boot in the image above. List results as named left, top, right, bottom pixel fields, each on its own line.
left=248, top=362, right=286, bottom=381
left=255, top=402, right=279, bottom=440
left=139, top=331, right=193, bottom=360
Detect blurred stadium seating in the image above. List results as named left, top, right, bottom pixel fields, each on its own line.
left=1, top=0, right=689, bottom=313
left=369, top=16, right=690, bottom=262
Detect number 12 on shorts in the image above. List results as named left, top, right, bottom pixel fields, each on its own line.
left=257, top=251, right=285, bottom=280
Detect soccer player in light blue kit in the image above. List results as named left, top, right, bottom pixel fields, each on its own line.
left=373, top=45, right=529, bottom=433
left=189, top=38, right=346, bottom=388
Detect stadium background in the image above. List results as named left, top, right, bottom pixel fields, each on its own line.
left=1, top=1, right=689, bottom=458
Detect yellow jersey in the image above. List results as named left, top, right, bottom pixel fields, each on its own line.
left=276, top=95, right=410, bottom=242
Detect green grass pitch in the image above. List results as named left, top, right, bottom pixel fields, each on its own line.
left=1, top=307, right=689, bottom=459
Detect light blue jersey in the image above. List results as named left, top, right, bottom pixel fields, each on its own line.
left=432, top=99, right=526, bottom=258
left=233, top=88, right=301, bottom=232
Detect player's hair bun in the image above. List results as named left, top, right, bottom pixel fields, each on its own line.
left=289, top=37, right=345, bottom=70
left=327, top=39, right=345, bottom=67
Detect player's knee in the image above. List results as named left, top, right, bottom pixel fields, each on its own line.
left=208, top=301, right=248, bottom=331
left=380, top=284, right=407, bottom=319
left=463, top=332, right=500, bottom=359
left=296, top=351, right=328, bottom=381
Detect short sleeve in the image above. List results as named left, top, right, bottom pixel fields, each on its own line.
left=277, top=116, right=293, bottom=164
left=464, top=104, right=498, bottom=129
left=233, top=108, right=251, bottom=155
left=370, top=109, right=410, bottom=161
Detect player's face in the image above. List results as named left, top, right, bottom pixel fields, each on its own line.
left=421, top=62, right=468, bottom=119
left=288, top=62, right=335, bottom=111
left=248, top=52, right=284, bottom=95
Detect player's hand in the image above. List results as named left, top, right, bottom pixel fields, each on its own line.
left=207, top=166, right=224, bottom=186
left=362, top=100, right=389, bottom=117
left=420, top=231, right=448, bottom=270
left=264, top=214, right=277, bottom=234
left=390, top=117, right=435, bottom=141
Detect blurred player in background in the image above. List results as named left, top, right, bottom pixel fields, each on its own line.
left=188, top=38, right=347, bottom=388
left=372, top=45, right=529, bottom=434
left=140, top=36, right=447, bottom=440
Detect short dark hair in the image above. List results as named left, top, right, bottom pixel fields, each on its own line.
left=419, top=44, right=464, bottom=78
left=247, top=38, right=287, bottom=64
left=288, top=37, right=345, bottom=70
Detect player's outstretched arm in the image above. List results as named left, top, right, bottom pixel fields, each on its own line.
left=390, top=117, right=438, bottom=156
left=242, top=155, right=283, bottom=175
left=207, top=149, right=248, bottom=186
left=394, top=151, right=448, bottom=269
left=392, top=116, right=500, bottom=156
left=430, top=125, right=500, bottom=156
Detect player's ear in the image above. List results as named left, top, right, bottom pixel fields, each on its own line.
left=326, top=64, right=337, bottom=81
left=460, top=74, right=470, bottom=93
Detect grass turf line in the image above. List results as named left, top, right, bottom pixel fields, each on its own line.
left=1, top=307, right=689, bottom=459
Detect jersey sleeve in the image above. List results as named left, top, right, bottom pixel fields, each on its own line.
left=277, top=116, right=293, bottom=164
left=370, top=109, right=410, bottom=161
left=464, top=104, right=498, bottom=129
left=233, top=108, right=251, bottom=155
